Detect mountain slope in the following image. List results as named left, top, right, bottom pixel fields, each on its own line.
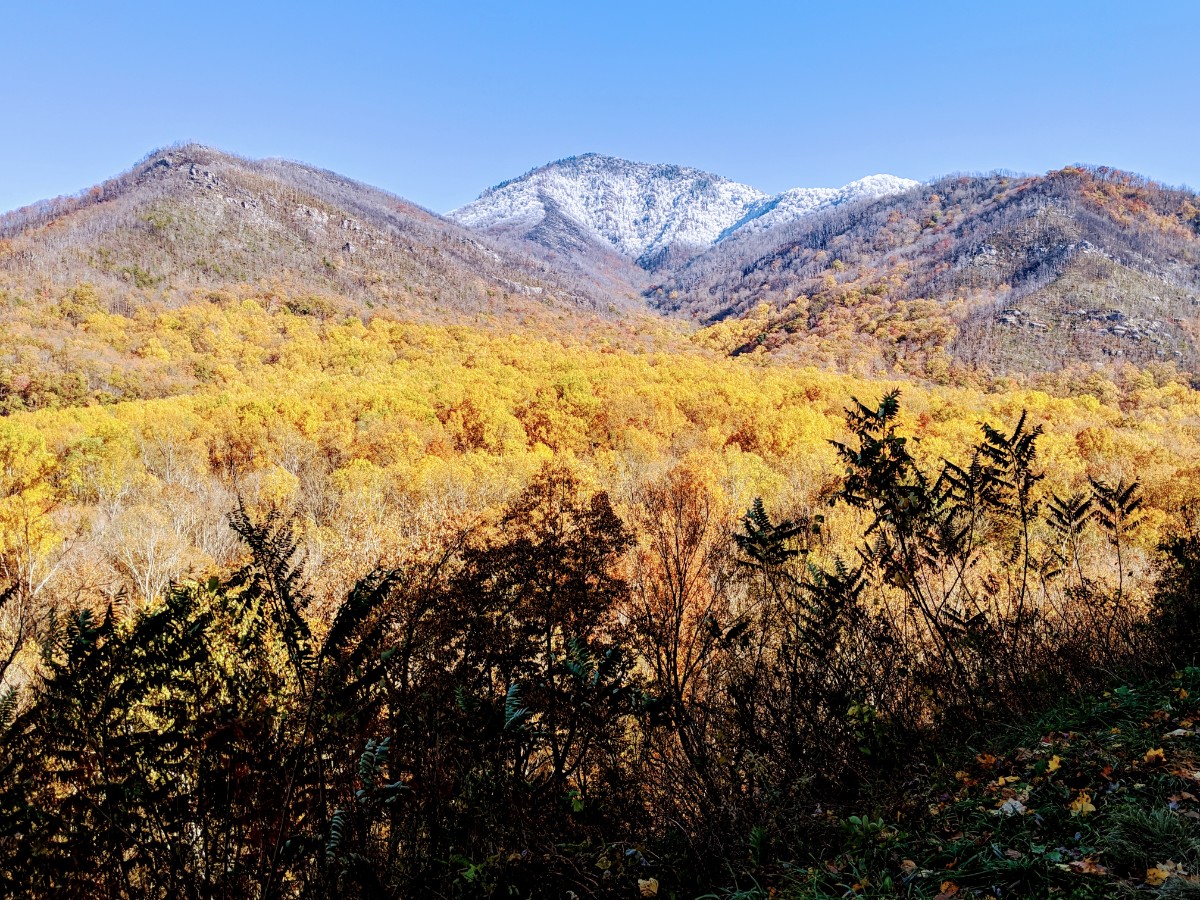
left=448, top=153, right=917, bottom=271
left=0, top=144, right=678, bottom=412
left=724, top=173, right=922, bottom=239
left=659, top=167, right=1200, bottom=380
left=0, top=143, right=630, bottom=321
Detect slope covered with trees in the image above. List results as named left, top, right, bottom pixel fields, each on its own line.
left=2, top=387, right=1198, bottom=898
left=655, top=167, right=1200, bottom=380
left=0, top=143, right=641, bottom=324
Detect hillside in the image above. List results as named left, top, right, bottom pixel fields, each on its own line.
left=3, top=330, right=1199, bottom=895
left=763, top=668, right=1200, bottom=898
left=0, top=143, right=636, bottom=321
left=10, top=148, right=1198, bottom=388
left=0, top=145, right=685, bottom=411
left=655, top=167, right=1200, bottom=380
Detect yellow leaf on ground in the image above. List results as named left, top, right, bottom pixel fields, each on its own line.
left=1047, top=755, right=1062, bottom=772
left=1146, top=867, right=1170, bottom=886
left=1145, top=747, right=1166, bottom=764
left=1069, top=792, right=1096, bottom=816
left=638, top=878, right=659, bottom=897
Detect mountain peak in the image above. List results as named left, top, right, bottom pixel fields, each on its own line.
left=449, top=156, right=917, bottom=268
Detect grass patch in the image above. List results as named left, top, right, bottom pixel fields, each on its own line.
left=719, top=668, right=1200, bottom=898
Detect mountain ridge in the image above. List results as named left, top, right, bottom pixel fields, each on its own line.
left=658, top=166, right=1200, bottom=380
left=5, top=145, right=1199, bottom=387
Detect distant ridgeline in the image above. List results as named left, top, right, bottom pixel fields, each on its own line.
left=4, top=147, right=1198, bottom=386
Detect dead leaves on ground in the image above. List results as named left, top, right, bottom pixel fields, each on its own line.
left=910, top=677, right=1200, bottom=896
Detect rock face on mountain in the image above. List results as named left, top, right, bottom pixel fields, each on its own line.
left=448, top=153, right=918, bottom=271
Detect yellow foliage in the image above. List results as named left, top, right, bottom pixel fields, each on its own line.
left=1, top=292, right=1199, bottom=608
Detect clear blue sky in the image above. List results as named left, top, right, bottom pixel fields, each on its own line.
left=3, top=0, right=1198, bottom=215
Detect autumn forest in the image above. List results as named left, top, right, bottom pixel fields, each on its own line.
left=0, top=144, right=1199, bottom=899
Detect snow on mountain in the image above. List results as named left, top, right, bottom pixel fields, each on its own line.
left=723, top=175, right=921, bottom=239
left=449, top=154, right=768, bottom=266
left=448, top=154, right=918, bottom=268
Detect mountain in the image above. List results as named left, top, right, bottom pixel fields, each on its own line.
left=0, top=143, right=632, bottom=322
left=655, top=167, right=1200, bottom=380
left=6, top=146, right=1199, bottom=388
left=447, top=153, right=918, bottom=271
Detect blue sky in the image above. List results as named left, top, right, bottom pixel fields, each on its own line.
left=2, top=1, right=1198, bottom=215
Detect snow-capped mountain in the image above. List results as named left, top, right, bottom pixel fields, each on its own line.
left=448, top=154, right=918, bottom=269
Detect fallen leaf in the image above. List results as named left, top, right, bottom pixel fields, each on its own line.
left=936, top=880, right=960, bottom=899
left=1145, top=747, right=1166, bottom=765
left=1146, top=867, right=1169, bottom=886
left=1069, top=858, right=1107, bottom=876
left=1047, top=755, right=1062, bottom=773
left=1146, top=861, right=1189, bottom=886
left=1069, top=791, right=1096, bottom=816
left=900, top=859, right=917, bottom=874
left=638, top=877, right=659, bottom=897
left=976, top=753, right=997, bottom=768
